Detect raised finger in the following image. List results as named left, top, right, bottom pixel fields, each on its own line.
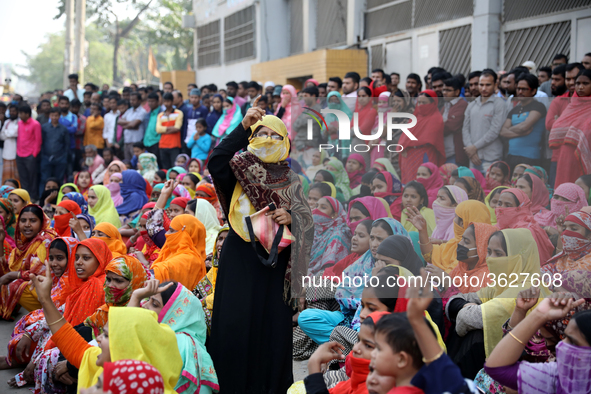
left=157, top=282, right=175, bottom=293
left=253, top=95, right=262, bottom=107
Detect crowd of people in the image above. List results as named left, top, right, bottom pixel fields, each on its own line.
left=0, top=50, right=589, bottom=394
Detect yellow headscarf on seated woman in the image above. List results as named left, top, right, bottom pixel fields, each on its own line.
left=228, top=115, right=290, bottom=241
left=77, top=307, right=183, bottom=394
left=484, top=186, right=509, bottom=225
left=88, top=185, right=121, bottom=228
left=9, top=189, right=31, bottom=205
left=430, top=200, right=491, bottom=273
left=477, top=228, right=550, bottom=357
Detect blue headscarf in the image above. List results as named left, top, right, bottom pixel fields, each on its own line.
left=116, top=170, right=148, bottom=215
left=76, top=213, right=95, bottom=232
left=63, top=192, right=88, bottom=214
left=335, top=218, right=409, bottom=313
left=0, top=185, right=14, bottom=198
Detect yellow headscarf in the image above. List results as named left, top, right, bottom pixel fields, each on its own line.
left=228, top=115, right=291, bottom=241
left=9, top=189, right=31, bottom=204
left=322, top=181, right=337, bottom=198
left=477, top=228, right=549, bottom=356
left=77, top=307, right=183, bottom=394
left=430, top=200, right=490, bottom=273
left=88, top=185, right=122, bottom=228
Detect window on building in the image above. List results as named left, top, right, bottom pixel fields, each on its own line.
left=224, top=5, right=256, bottom=63
left=198, top=20, right=221, bottom=68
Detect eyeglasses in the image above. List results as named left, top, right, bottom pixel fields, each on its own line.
left=253, top=132, right=283, bottom=141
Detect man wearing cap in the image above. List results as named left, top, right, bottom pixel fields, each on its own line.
left=183, top=88, right=210, bottom=148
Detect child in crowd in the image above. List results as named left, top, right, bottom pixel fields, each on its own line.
left=131, top=141, right=146, bottom=169
left=187, top=118, right=211, bottom=160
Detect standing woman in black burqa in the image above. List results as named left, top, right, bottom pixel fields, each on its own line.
left=208, top=97, right=314, bottom=393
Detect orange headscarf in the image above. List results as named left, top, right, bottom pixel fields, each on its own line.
left=93, top=222, right=127, bottom=257
left=430, top=200, right=491, bottom=273
left=103, top=160, right=126, bottom=185
left=152, top=214, right=206, bottom=290
left=62, top=238, right=113, bottom=326
left=85, top=255, right=148, bottom=336
left=448, top=222, right=497, bottom=293
left=50, top=237, right=81, bottom=307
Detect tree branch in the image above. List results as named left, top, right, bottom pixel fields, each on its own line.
left=120, top=0, right=153, bottom=39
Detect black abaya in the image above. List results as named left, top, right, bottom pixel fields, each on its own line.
left=207, top=123, right=294, bottom=394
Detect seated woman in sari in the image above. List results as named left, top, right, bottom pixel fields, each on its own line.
left=406, top=200, right=491, bottom=273
left=0, top=205, right=57, bottom=319
left=496, top=188, right=556, bottom=265
left=151, top=214, right=207, bottom=290
left=454, top=176, right=485, bottom=202
left=371, top=171, right=403, bottom=221
left=194, top=225, right=229, bottom=331
left=128, top=210, right=161, bottom=269
left=53, top=200, right=82, bottom=238
left=430, top=185, right=468, bottom=243
left=1, top=238, right=78, bottom=373
left=535, top=182, right=588, bottom=229
left=514, top=172, right=549, bottom=216
left=485, top=161, right=512, bottom=191
left=486, top=297, right=591, bottom=394
left=314, top=170, right=346, bottom=203
left=484, top=185, right=509, bottom=226
left=60, top=191, right=89, bottom=214
left=29, top=267, right=182, bottom=394
left=324, top=219, right=372, bottom=279
left=309, top=197, right=351, bottom=276
left=446, top=229, right=547, bottom=379
left=400, top=181, right=436, bottom=235
left=130, top=281, right=219, bottom=393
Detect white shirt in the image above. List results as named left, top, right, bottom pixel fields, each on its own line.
left=103, top=110, right=120, bottom=142
left=0, top=119, right=19, bottom=160
left=64, top=87, right=86, bottom=102
left=343, top=91, right=357, bottom=113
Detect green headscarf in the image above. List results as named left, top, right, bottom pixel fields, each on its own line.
left=166, top=166, right=187, bottom=181
left=457, top=166, right=474, bottom=178
left=324, top=91, right=353, bottom=159
left=57, top=183, right=80, bottom=203
left=326, top=157, right=352, bottom=200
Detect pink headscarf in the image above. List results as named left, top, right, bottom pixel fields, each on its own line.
left=527, top=173, right=550, bottom=215
left=346, top=196, right=390, bottom=234
left=274, top=85, right=301, bottom=141
left=416, top=162, right=444, bottom=208
left=217, top=97, right=239, bottom=135
left=496, top=188, right=555, bottom=265
left=304, top=78, right=319, bottom=87
left=535, top=183, right=588, bottom=228
left=431, top=185, right=469, bottom=241
left=106, top=173, right=123, bottom=207
left=470, top=168, right=488, bottom=194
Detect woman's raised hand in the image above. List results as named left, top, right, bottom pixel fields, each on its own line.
left=242, top=96, right=265, bottom=130
left=405, top=206, right=426, bottom=231
left=131, top=279, right=174, bottom=301
left=29, top=261, right=53, bottom=304
left=161, top=179, right=175, bottom=196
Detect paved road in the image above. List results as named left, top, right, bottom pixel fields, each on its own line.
left=0, top=311, right=309, bottom=391
left=0, top=311, right=24, bottom=393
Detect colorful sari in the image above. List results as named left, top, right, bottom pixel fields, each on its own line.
left=324, top=91, right=353, bottom=159
left=535, top=182, right=587, bottom=229
left=527, top=172, right=550, bottom=215
left=159, top=283, right=219, bottom=393
left=0, top=206, right=57, bottom=319
left=212, top=97, right=244, bottom=139
left=84, top=255, right=147, bottom=337
left=459, top=176, right=485, bottom=202
left=416, top=162, right=444, bottom=209
left=139, top=152, right=159, bottom=184
left=496, top=188, right=556, bottom=266
left=309, top=197, right=351, bottom=275
left=398, top=90, right=445, bottom=183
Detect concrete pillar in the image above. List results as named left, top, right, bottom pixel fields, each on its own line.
left=347, top=0, right=364, bottom=46
left=471, top=0, right=502, bottom=71
left=74, top=0, right=86, bottom=81
left=303, top=0, right=317, bottom=52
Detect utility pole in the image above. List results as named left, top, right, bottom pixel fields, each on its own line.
left=74, top=0, right=87, bottom=83
left=64, top=0, right=75, bottom=88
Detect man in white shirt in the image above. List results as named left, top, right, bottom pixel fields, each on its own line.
left=342, top=71, right=360, bottom=113
left=63, top=74, right=86, bottom=103
left=0, top=105, right=19, bottom=181
left=103, top=96, right=121, bottom=151
left=118, top=93, right=147, bottom=161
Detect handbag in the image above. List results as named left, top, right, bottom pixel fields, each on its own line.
left=245, top=203, right=293, bottom=268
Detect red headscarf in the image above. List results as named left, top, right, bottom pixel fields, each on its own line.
left=373, top=171, right=403, bottom=221
left=346, top=153, right=367, bottom=189
left=50, top=237, right=81, bottom=307
left=526, top=173, right=550, bottom=215
left=416, top=162, right=444, bottom=208
left=54, top=200, right=82, bottom=237
left=496, top=188, right=555, bottom=265
left=171, top=197, right=190, bottom=209
left=62, top=238, right=113, bottom=326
